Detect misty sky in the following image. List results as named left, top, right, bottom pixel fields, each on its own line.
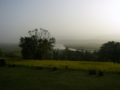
left=0, top=0, right=120, bottom=43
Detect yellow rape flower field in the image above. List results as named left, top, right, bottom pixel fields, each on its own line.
left=5, top=58, right=120, bottom=73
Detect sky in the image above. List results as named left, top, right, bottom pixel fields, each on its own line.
left=0, top=0, right=120, bottom=43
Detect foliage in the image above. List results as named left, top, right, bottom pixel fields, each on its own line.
left=19, top=28, right=55, bottom=60
left=6, top=58, right=120, bottom=73
left=53, top=48, right=98, bottom=61
left=98, top=41, right=120, bottom=63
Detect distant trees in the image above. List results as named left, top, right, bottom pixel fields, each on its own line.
left=98, top=41, right=120, bottom=63
left=19, top=29, right=120, bottom=62
left=19, top=28, right=55, bottom=60
left=82, top=50, right=98, bottom=61
left=52, top=48, right=98, bottom=61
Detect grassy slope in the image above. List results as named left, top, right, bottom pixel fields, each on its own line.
left=0, top=66, right=120, bottom=90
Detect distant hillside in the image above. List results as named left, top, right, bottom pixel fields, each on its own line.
left=56, top=39, right=108, bottom=45
left=0, top=43, right=20, bottom=52
left=56, top=34, right=120, bottom=45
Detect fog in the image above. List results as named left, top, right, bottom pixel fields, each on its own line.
left=0, top=0, right=120, bottom=44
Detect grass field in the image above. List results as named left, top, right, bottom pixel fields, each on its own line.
left=0, top=66, right=120, bottom=90
left=4, top=58, right=120, bottom=73
left=1, top=58, right=120, bottom=90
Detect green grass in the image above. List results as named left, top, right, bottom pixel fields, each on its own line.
left=0, top=66, right=120, bottom=90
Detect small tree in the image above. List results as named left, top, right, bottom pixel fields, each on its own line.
left=19, top=28, right=55, bottom=60
left=98, top=41, right=120, bottom=63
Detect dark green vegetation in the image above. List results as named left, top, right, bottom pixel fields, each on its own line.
left=0, top=28, right=120, bottom=63
left=53, top=48, right=98, bottom=61
left=1, top=41, right=120, bottom=63
left=19, top=28, right=55, bottom=60
left=54, top=41, right=120, bottom=63
left=99, top=41, right=120, bottom=63
left=0, top=31, right=120, bottom=90
left=18, top=28, right=120, bottom=63
left=1, top=66, right=120, bottom=90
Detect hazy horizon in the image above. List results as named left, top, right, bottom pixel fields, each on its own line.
left=0, top=0, right=120, bottom=44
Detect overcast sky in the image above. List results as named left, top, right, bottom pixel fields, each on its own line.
left=0, top=0, right=120, bottom=43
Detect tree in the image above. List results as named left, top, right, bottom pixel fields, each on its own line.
left=19, top=28, right=55, bottom=60
left=98, top=41, right=120, bottom=63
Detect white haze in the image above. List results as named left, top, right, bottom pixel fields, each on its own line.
left=0, top=0, right=120, bottom=44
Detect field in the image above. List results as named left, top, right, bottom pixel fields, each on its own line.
left=1, top=59, right=120, bottom=90
left=1, top=65, right=120, bottom=90
left=5, top=58, right=120, bottom=73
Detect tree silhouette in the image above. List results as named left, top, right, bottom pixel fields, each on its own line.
left=98, top=41, right=120, bottom=63
left=19, top=28, right=55, bottom=60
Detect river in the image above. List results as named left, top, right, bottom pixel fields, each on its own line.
left=53, top=44, right=78, bottom=51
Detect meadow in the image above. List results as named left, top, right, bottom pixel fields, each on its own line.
left=1, top=66, right=120, bottom=90
left=1, top=58, right=120, bottom=90
left=1, top=59, right=120, bottom=90
left=5, top=58, right=120, bottom=73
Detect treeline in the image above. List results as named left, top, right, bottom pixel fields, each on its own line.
left=53, top=48, right=98, bottom=61
left=57, top=41, right=120, bottom=63
left=1, top=28, right=120, bottom=63
left=0, top=46, right=98, bottom=61
left=1, top=41, right=120, bottom=63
